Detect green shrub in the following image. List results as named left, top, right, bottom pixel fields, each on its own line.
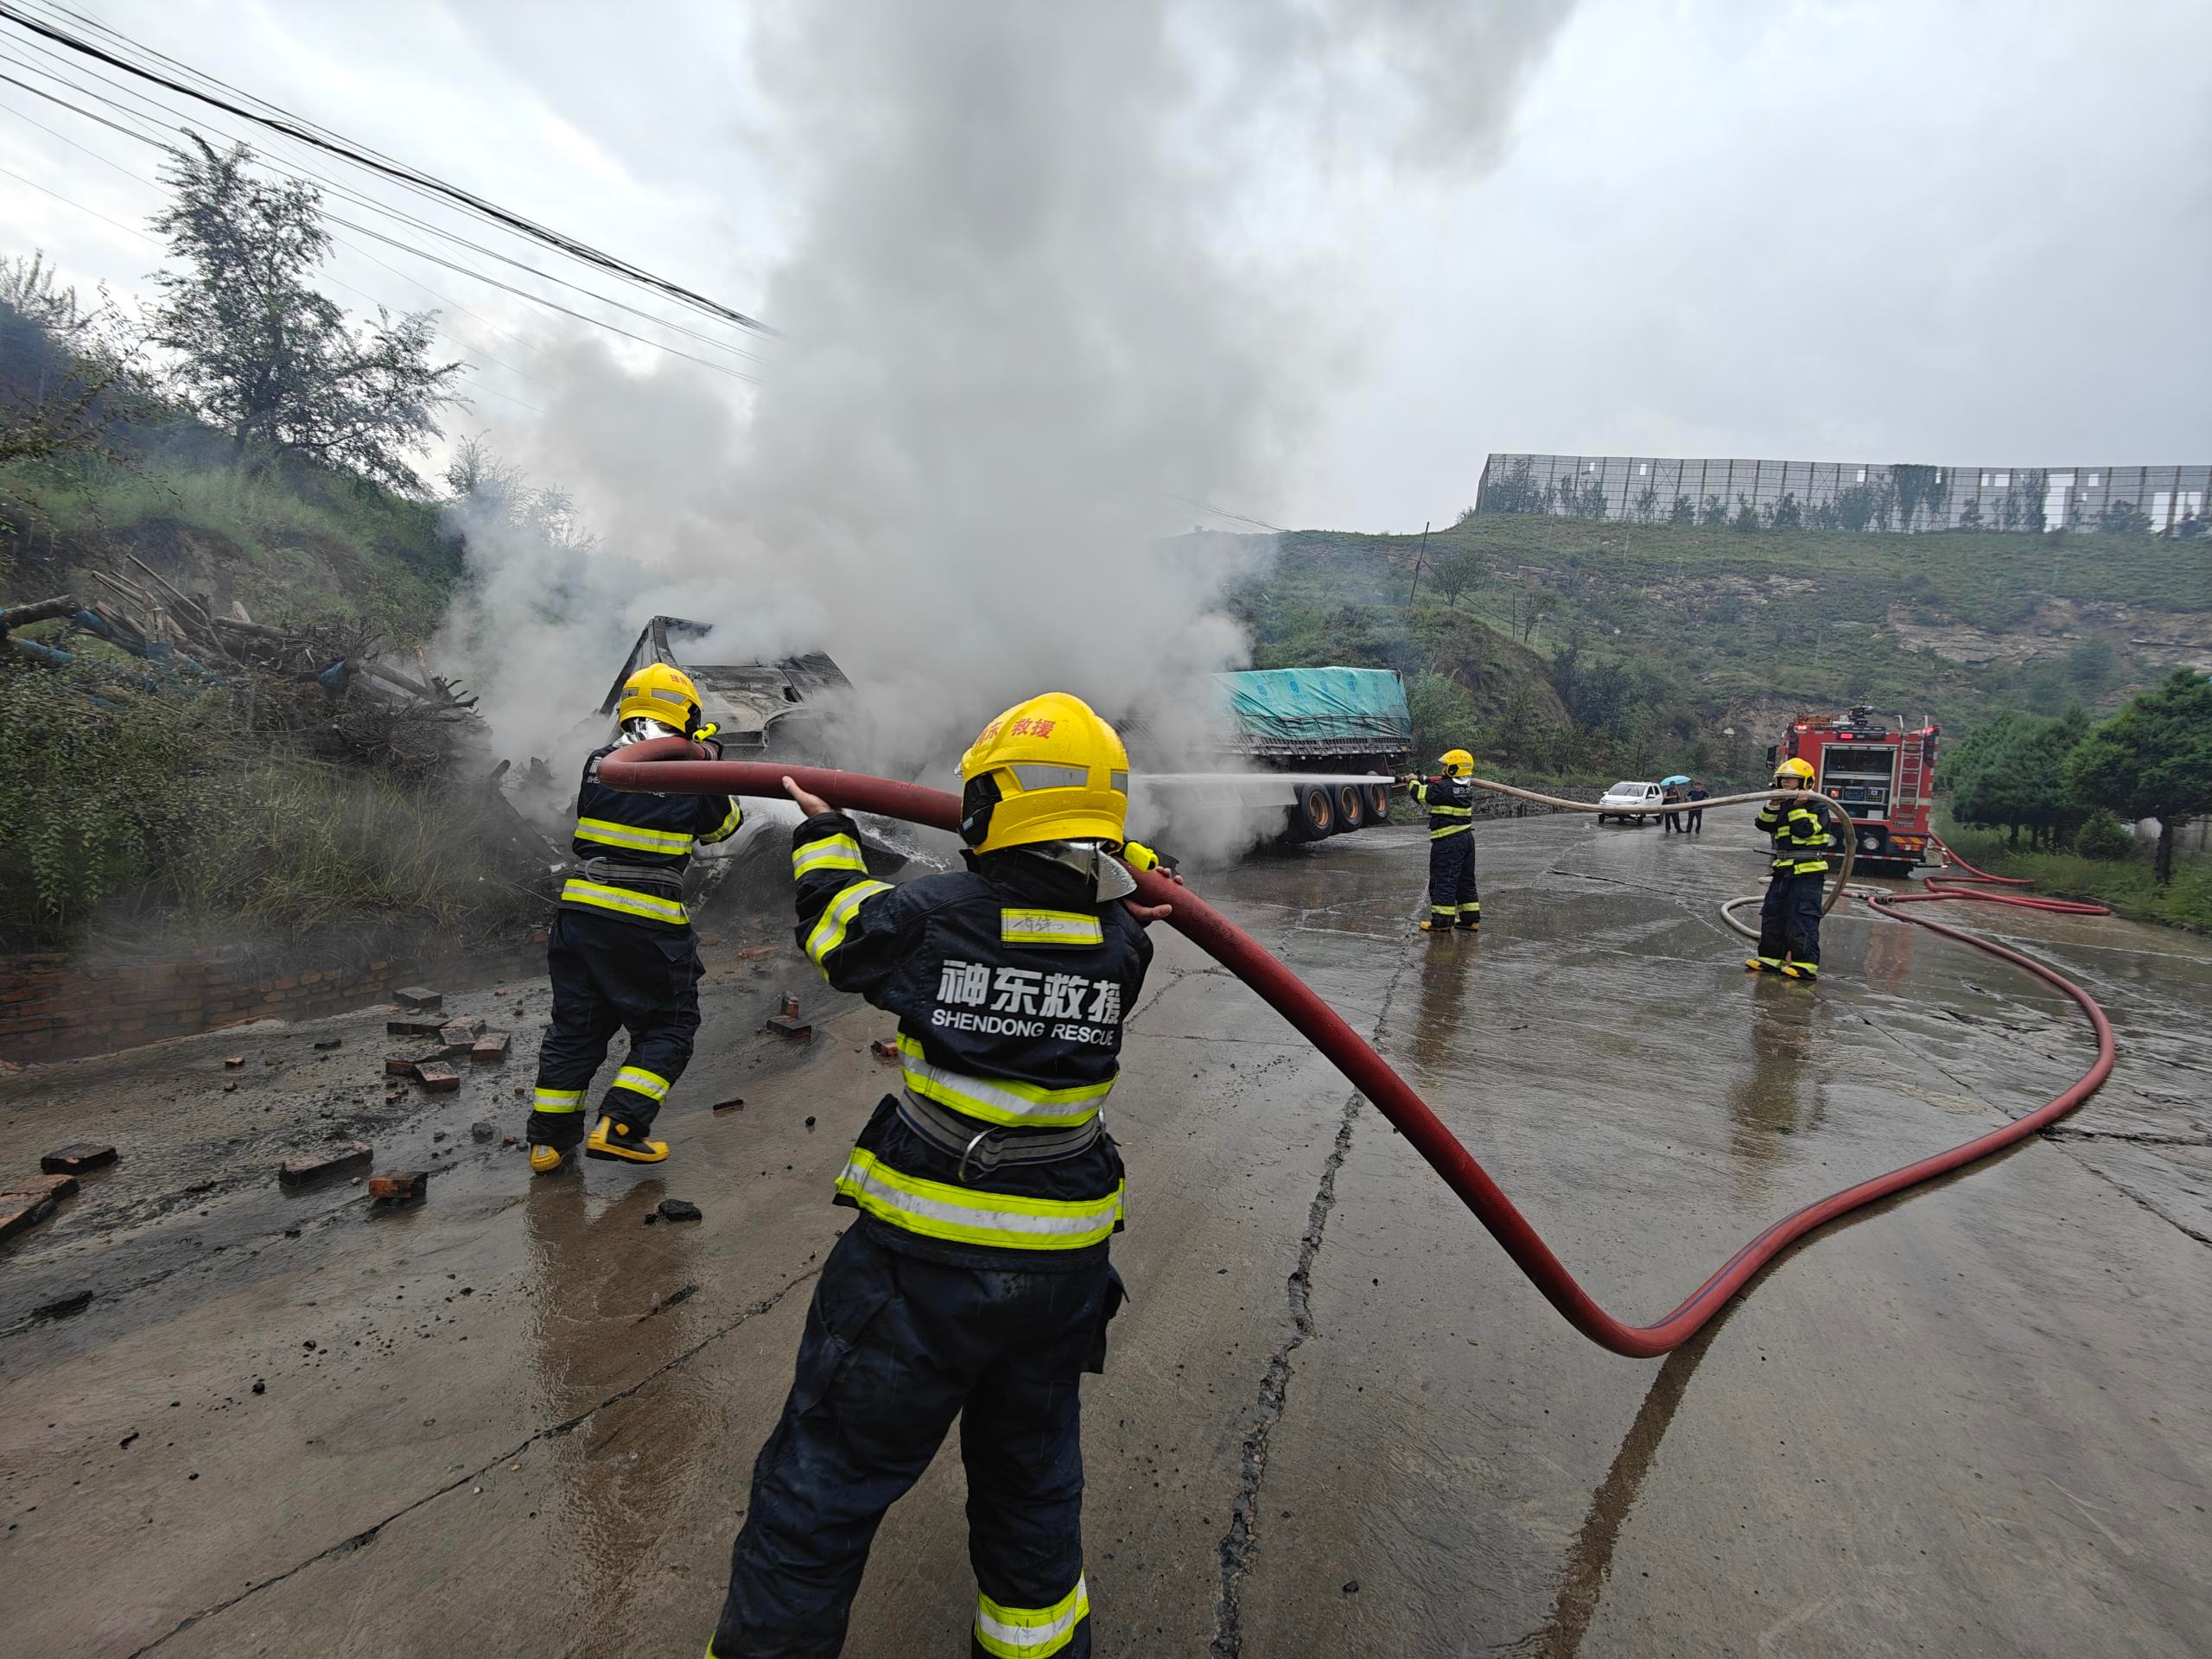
left=2073, top=810, right=2134, bottom=861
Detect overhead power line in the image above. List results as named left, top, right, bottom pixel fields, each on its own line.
left=0, top=58, right=758, bottom=383
left=0, top=1, right=779, bottom=339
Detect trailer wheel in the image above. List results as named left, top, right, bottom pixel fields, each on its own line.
left=1292, top=785, right=1335, bottom=841
left=1334, top=784, right=1366, bottom=833
left=1363, top=783, right=1390, bottom=823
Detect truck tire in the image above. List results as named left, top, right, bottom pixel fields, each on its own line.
left=1292, top=785, right=1335, bottom=841
left=1363, top=783, right=1390, bottom=823
left=1334, top=785, right=1366, bottom=833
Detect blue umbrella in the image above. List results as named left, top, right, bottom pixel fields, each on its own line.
left=1660, top=773, right=1691, bottom=785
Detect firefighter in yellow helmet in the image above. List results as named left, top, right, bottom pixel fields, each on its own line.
left=711, top=691, right=1177, bottom=1659
left=1746, top=755, right=1834, bottom=981
left=1400, top=746, right=1480, bottom=932
left=524, top=663, right=741, bottom=1173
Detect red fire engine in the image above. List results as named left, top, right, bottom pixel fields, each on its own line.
left=1767, top=706, right=1941, bottom=875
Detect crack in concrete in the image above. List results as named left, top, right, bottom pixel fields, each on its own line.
left=1207, top=944, right=1410, bottom=1659
left=121, top=1261, right=822, bottom=1656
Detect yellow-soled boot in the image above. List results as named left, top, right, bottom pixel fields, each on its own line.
left=586, top=1114, right=669, bottom=1165
left=529, top=1143, right=575, bottom=1175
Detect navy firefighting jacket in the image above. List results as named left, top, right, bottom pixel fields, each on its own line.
left=791, top=809, right=1153, bottom=1270
left=1754, top=796, right=1835, bottom=875
left=1410, top=774, right=1475, bottom=840
left=556, top=741, right=741, bottom=930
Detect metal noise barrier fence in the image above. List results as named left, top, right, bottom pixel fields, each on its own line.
left=1476, top=453, right=2211, bottom=537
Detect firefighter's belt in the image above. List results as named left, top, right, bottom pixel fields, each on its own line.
left=894, top=1089, right=1103, bottom=1181
left=575, top=856, right=685, bottom=894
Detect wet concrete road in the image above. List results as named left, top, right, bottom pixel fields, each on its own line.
left=3, top=809, right=2209, bottom=1656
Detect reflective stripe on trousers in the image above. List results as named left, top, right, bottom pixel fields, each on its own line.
left=976, top=1577, right=1090, bottom=1657
left=835, top=1148, right=1122, bottom=1251
left=897, top=1033, right=1111, bottom=1129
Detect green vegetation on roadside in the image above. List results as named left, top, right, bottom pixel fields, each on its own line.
left=1937, top=815, right=2212, bottom=932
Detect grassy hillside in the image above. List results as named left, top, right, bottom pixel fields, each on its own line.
left=1223, top=514, right=2209, bottom=781
left=3, top=424, right=461, bottom=644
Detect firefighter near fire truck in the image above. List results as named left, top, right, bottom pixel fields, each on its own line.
left=524, top=664, right=742, bottom=1174
left=1402, top=747, right=1480, bottom=931
left=1745, top=756, right=1835, bottom=982
left=711, top=691, right=1178, bottom=1659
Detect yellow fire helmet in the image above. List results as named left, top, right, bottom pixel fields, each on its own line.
left=1774, top=756, right=1816, bottom=787
left=615, top=662, right=703, bottom=738
left=1438, top=747, right=1474, bottom=777
left=958, top=691, right=1130, bottom=854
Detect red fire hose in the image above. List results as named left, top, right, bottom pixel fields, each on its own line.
left=601, top=741, right=2115, bottom=1359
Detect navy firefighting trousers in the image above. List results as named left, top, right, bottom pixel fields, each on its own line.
left=1427, top=831, right=1480, bottom=925
left=1757, top=871, right=1824, bottom=968
left=713, top=1224, right=1122, bottom=1658
left=525, top=908, right=701, bottom=1147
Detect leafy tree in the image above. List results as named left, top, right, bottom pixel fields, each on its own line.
left=1668, top=492, right=1694, bottom=525
left=1509, top=582, right=1556, bottom=643
left=1478, top=457, right=1545, bottom=515
left=1406, top=668, right=1479, bottom=766
left=0, top=253, right=143, bottom=474
left=1835, top=484, right=1877, bottom=531
left=2018, top=468, right=2048, bottom=533
left=2064, top=635, right=2117, bottom=698
left=1764, top=491, right=1802, bottom=531
left=2099, top=498, right=2151, bottom=534
left=1494, top=682, right=1541, bottom=766
left=1427, top=545, right=1487, bottom=609
left=1948, top=707, right=2089, bottom=850
left=148, top=137, right=464, bottom=491
left=2072, top=810, right=2133, bottom=861
left=1699, top=493, right=1728, bottom=527
left=2061, top=667, right=2212, bottom=882
left=1957, top=499, right=1983, bottom=531
left=1732, top=493, right=1759, bottom=531
left=1632, top=484, right=1658, bottom=524
left=2174, top=511, right=2206, bottom=541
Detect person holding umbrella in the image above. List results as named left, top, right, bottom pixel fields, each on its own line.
left=1659, top=774, right=1689, bottom=834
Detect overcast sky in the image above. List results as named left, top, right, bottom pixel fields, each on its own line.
left=3, top=0, right=2207, bottom=537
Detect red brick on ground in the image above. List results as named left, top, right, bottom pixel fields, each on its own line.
left=415, top=1063, right=461, bottom=1092
left=470, top=1032, right=510, bottom=1063
left=278, top=1142, right=372, bottom=1188
left=392, top=986, right=443, bottom=1013
left=0, top=1195, right=56, bottom=1241
left=367, top=1171, right=428, bottom=1202
left=40, top=1144, right=118, bottom=1175
left=3, top=1172, right=79, bottom=1202
left=386, top=1018, right=445, bottom=1039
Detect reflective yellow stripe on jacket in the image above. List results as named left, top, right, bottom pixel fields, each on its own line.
left=804, top=880, right=893, bottom=969
left=560, top=877, right=689, bottom=925
left=896, top=1033, right=1113, bottom=1128
left=791, top=834, right=868, bottom=879
left=835, top=1149, right=1123, bottom=1251
left=975, top=1576, right=1090, bottom=1658
left=574, top=817, right=695, bottom=855
left=699, top=801, right=743, bottom=846
left=1000, top=907, right=1103, bottom=948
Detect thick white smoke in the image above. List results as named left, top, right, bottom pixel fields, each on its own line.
left=436, top=2, right=1572, bottom=795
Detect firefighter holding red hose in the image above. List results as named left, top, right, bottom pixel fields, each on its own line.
left=710, top=691, right=1178, bottom=1659
left=1746, top=756, right=1834, bottom=982
left=524, top=664, right=741, bottom=1173
left=1402, top=746, right=1480, bottom=932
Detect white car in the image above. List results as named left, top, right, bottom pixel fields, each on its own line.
left=1595, top=780, right=1664, bottom=824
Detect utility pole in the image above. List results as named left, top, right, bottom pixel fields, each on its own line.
left=1407, top=520, right=1431, bottom=605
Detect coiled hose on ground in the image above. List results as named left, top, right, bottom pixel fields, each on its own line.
left=600, top=741, right=2114, bottom=1359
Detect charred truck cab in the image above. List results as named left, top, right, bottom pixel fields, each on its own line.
left=598, top=616, right=853, bottom=760
left=1767, top=706, right=1940, bottom=875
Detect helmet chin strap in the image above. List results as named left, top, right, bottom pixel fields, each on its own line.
left=1015, top=839, right=1136, bottom=901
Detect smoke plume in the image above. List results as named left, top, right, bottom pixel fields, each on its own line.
left=439, top=2, right=1573, bottom=796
